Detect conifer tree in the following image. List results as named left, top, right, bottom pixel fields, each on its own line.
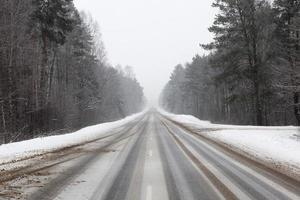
left=29, top=0, right=75, bottom=108
left=274, top=0, right=300, bottom=124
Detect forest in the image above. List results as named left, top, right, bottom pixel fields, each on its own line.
left=160, top=0, right=300, bottom=126
left=0, top=0, right=145, bottom=144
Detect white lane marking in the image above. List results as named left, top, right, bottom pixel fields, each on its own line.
left=178, top=128, right=300, bottom=200
left=149, top=150, right=153, bottom=157
left=186, top=143, right=252, bottom=200
left=146, top=185, right=152, bottom=200
left=192, top=135, right=300, bottom=199
left=175, top=144, right=225, bottom=200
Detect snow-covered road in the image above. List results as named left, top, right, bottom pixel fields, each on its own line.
left=0, top=109, right=300, bottom=200
left=162, top=111, right=300, bottom=181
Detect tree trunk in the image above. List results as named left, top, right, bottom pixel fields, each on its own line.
left=40, top=32, right=49, bottom=107
left=293, top=92, right=300, bottom=125
left=1, top=103, right=6, bottom=132
left=253, top=70, right=263, bottom=126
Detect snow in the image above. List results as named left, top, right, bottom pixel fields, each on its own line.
left=0, top=111, right=145, bottom=164
left=159, top=109, right=300, bottom=178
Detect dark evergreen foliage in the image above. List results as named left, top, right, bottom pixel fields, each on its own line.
left=0, top=0, right=145, bottom=144
left=161, top=0, right=299, bottom=126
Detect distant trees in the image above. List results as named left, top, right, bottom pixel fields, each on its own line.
left=161, top=0, right=299, bottom=126
left=161, top=65, right=185, bottom=114
left=0, top=0, right=144, bottom=143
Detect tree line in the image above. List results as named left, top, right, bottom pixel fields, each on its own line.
left=160, top=0, right=300, bottom=126
left=0, top=0, right=145, bottom=143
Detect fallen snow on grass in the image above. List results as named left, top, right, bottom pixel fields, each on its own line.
left=160, top=109, right=300, bottom=179
left=0, top=111, right=145, bottom=164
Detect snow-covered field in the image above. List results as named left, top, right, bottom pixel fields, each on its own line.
left=0, top=111, right=145, bottom=165
left=160, top=110, right=300, bottom=180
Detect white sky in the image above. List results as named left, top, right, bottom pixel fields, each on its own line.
left=74, top=0, right=216, bottom=106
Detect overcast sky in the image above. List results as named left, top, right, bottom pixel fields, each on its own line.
left=74, top=0, right=216, bottom=105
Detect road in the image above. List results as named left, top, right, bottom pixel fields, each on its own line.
left=1, top=110, right=300, bottom=200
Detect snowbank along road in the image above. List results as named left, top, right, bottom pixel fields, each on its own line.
left=0, top=109, right=300, bottom=200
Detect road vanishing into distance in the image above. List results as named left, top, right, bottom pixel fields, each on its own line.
left=1, top=110, right=300, bottom=200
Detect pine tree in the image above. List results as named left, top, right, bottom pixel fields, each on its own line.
left=29, top=0, right=75, bottom=108
left=202, top=0, right=274, bottom=125
left=274, top=0, right=300, bottom=124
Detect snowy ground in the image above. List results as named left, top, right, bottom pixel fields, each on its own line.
left=0, top=111, right=145, bottom=165
left=1, top=108, right=299, bottom=181
left=160, top=110, right=300, bottom=181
